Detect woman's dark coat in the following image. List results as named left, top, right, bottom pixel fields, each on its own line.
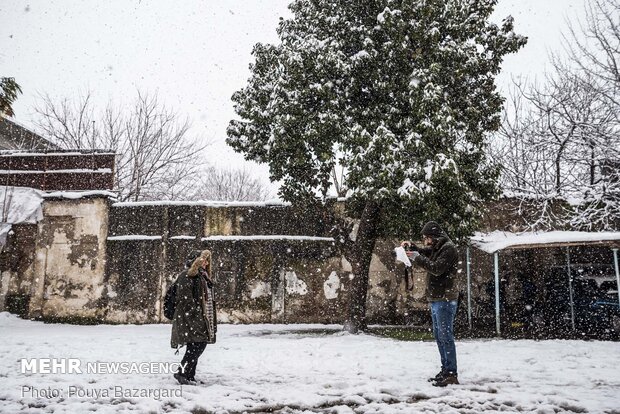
left=170, top=264, right=217, bottom=348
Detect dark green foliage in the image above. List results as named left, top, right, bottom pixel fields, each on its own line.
left=228, top=0, right=526, bottom=243
left=0, top=77, right=22, bottom=118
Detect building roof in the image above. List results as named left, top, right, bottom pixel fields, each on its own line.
left=0, top=117, right=58, bottom=151
left=470, top=231, right=620, bottom=253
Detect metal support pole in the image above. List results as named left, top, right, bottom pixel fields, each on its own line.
left=613, top=248, right=620, bottom=309
left=494, top=252, right=501, bottom=337
left=566, top=247, right=576, bottom=332
left=466, top=247, right=472, bottom=331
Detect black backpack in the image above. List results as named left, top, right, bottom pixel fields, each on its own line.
left=163, top=279, right=178, bottom=320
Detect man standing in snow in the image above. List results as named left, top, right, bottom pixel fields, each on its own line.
left=402, top=221, right=460, bottom=387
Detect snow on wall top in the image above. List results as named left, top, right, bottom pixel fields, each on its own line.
left=112, top=199, right=289, bottom=208
left=500, top=190, right=586, bottom=207
left=43, top=190, right=117, bottom=200
left=471, top=230, right=620, bottom=253
left=1, top=187, right=116, bottom=221
left=202, top=235, right=334, bottom=242
left=0, top=168, right=112, bottom=174
left=107, top=235, right=162, bottom=241
left=0, top=150, right=116, bottom=157
left=106, top=235, right=334, bottom=242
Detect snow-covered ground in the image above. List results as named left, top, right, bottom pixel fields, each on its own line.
left=1, top=312, right=619, bottom=414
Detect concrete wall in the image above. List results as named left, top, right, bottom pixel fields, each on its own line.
left=0, top=196, right=110, bottom=322
left=0, top=224, right=37, bottom=316
left=12, top=195, right=612, bottom=329
left=28, top=197, right=110, bottom=321
left=0, top=196, right=438, bottom=325
left=102, top=201, right=407, bottom=324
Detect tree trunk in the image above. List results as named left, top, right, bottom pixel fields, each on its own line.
left=344, top=200, right=381, bottom=333
left=590, top=143, right=595, bottom=186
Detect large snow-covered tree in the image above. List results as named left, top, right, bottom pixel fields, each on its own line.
left=228, top=0, right=526, bottom=332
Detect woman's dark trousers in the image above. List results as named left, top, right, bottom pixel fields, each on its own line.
left=181, top=342, right=207, bottom=380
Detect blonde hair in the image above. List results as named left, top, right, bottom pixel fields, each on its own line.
left=188, top=249, right=212, bottom=277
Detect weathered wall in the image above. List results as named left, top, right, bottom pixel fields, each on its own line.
left=10, top=195, right=615, bottom=332
left=27, top=197, right=110, bottom=321
left=0, top=224, right=37, bottom=316
left=103, top=202, right=357, bottom=324
left=102, top=201, right=447, bottom=325
left=0, top=195, right=503, bottom=326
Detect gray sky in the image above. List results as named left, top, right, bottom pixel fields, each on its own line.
left=1, top=0, right=586, bottom=180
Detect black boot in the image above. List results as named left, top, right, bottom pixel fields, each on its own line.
left=432, top=371, right=459, bottom=387
left=427, top=369, right=446, bottom=382
left=174, top=368, right=195, bottom=385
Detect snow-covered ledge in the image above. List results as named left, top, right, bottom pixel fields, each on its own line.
left=43, top=190, right=117, bottom=200
left=471, top=230, right=620, bottom=254
left=201, top=235, right=335, bottom=242
left=112, top=199, right=288, bottom=208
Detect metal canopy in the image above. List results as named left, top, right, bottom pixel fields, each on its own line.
left=465, top=232, right=620, bottom=337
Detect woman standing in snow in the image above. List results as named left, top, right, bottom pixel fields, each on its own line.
left=171, top=249, right=217, bottom=385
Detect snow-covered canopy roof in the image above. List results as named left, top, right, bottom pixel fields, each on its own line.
left=0, top=186, right=44, bottom=249
left=0, top=186, right=43, bottom=224
left=471, top=231, right=620, bottom=254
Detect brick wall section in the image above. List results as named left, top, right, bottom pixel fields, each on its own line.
left=0, top=151, right=115, bottom=191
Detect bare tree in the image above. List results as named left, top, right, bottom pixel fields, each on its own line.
left=492, top=82, right=555, bottom=195
left=493, top=0, right=620, bottom=231
left=561, top=0, right=620, bottom=229
left=193, top=166, right=273, bottom=202
left=564, top=0, right=620, bottom=108
left=34, top=91, right=207, bottom=201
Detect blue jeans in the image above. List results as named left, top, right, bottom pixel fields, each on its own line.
left=430, top=300, right=458, bottom=373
